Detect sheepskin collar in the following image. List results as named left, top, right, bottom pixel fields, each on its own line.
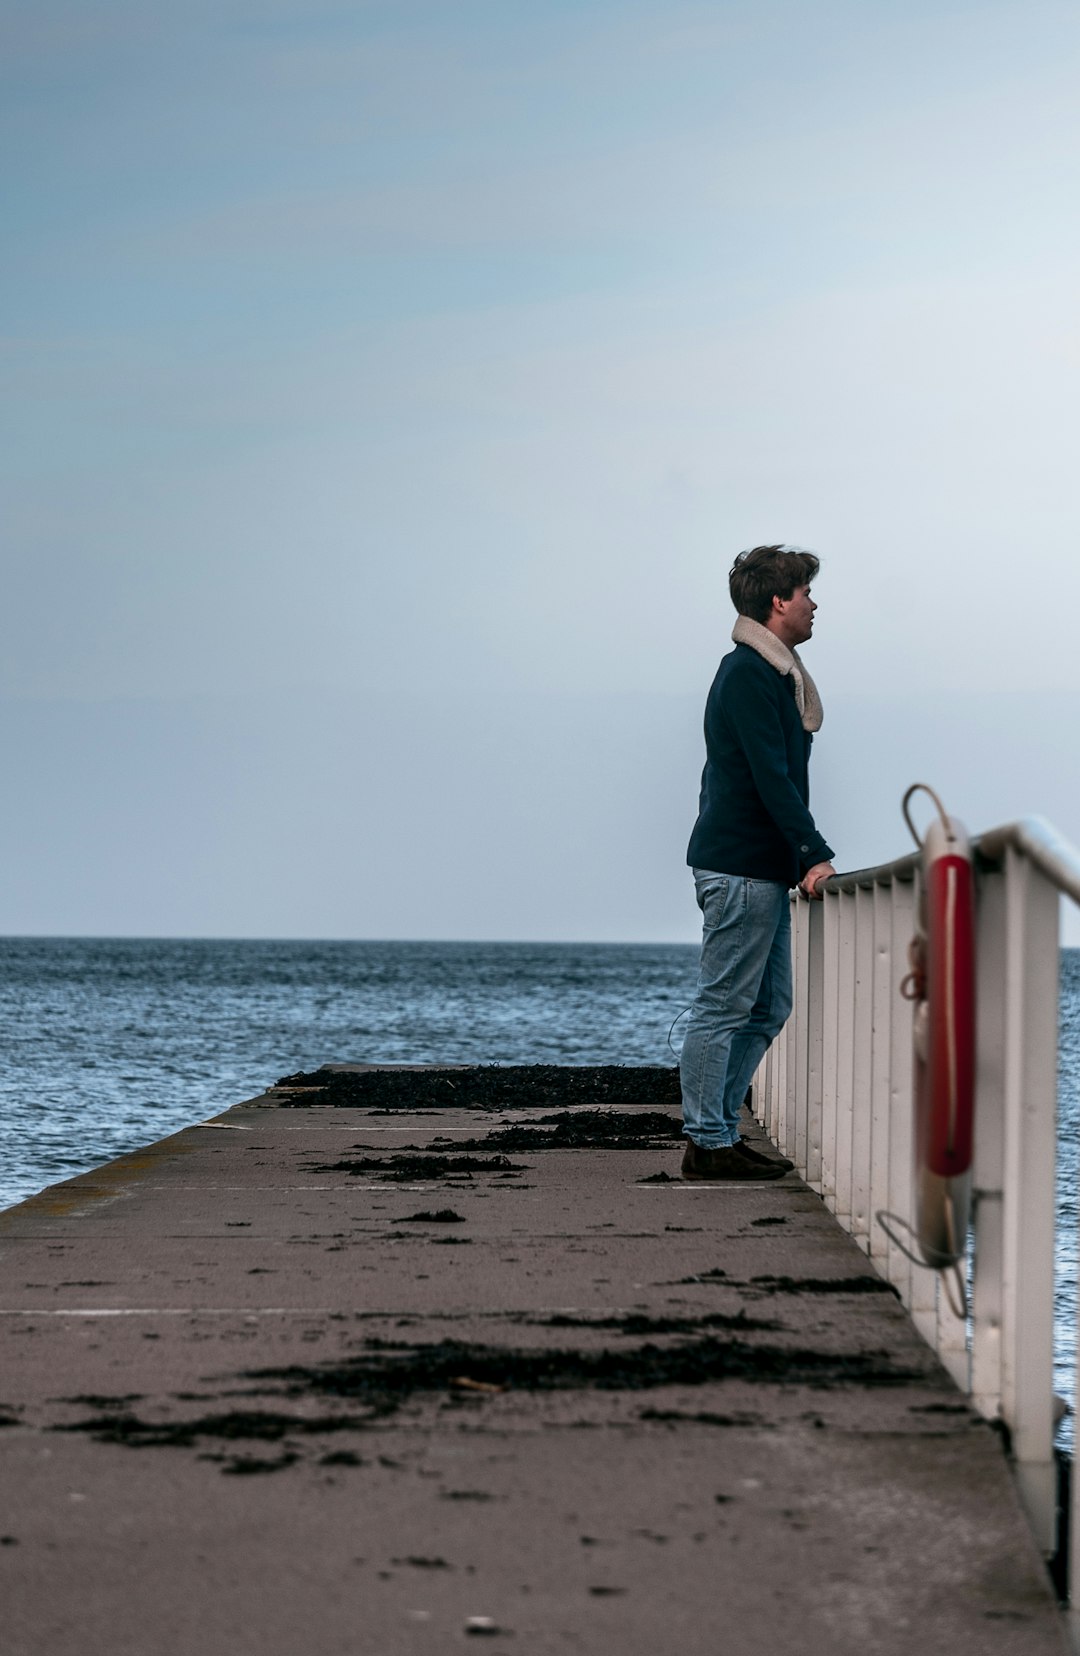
left=731, top=615, right=823, bottom=733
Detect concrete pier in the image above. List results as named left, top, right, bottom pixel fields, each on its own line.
left=0, top=1070, right=1070, bottom=1655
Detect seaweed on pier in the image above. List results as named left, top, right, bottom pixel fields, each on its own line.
left=274, top=1064, right=680, bottom=1112
left=638, top=1408, right=762, bottom=1428
left=671, top=1270, right=897, bottom=1295
left=61, top=1393, right=143, bottom=1409
left=528, top=1310, right=781, bottom=1335
left=750, top=1275, right=899, bottom=1296
left=218, top=1452, right=299, bottom=1475
left=309, top=1153, right=529, bottom=1180
left=395, top=1209, right=466, bottom=1224
left=243, top=1332, right=923, bottom=1411
left=51, top=1320, right=927, bottom=1471
left=431, top=1110, right=683, bottom=1152
left=53, top=1407, right=378, bottom=1449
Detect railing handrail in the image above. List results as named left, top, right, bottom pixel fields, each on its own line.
left=821, top=813, right=1080, bottom=907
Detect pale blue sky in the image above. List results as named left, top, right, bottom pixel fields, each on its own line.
left=3, top=0, right=1080, bottom=938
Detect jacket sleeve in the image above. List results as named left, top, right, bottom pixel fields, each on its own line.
left=726, top=668, right=835, bottom=874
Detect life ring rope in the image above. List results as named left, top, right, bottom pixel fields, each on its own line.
left=902, top=781, right=958, bottom=851
left=876, top=1207, right=969, bottom=1318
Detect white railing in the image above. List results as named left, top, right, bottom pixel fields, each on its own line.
left=753, top=814, right=1080, bottom=1621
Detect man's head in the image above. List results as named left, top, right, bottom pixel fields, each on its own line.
left=729, top=544, right=819, bottom=648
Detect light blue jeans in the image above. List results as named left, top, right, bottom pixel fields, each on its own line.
left=679, top=869, right=793, bottom=1148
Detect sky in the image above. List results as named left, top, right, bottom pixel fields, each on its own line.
left=3, top=0, right=1080, bottom=942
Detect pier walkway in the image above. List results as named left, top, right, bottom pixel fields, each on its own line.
left=0, top=1067, right=1069, bottom=1655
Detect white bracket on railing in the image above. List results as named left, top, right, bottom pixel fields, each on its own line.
left=1000, top=847, right=1059, bottom=1550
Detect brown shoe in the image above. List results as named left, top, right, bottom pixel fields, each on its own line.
left=680, top=1142, right=788, bottom=1182
left=734, top=1138, right=794, bottom=1173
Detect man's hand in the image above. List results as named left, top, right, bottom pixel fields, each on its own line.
left=800, top=861, right=835, bottom=899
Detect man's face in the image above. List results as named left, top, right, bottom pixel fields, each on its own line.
left=774, top=584, right=816, bottom=647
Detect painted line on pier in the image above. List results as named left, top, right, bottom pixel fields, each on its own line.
left=0, top=1303, right=657, bottom=1318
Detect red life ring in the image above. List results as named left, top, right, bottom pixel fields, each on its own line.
left=901, top=786, right=977, bottom=1270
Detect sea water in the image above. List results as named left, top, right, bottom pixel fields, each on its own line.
left=0, top=937, right=700, bottom=1210
left=1, top=937, right=1078, bottom=1415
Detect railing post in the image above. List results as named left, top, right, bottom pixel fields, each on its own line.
left=820, top=891, right=841, bottom=1211
left=792, top=894, right=811, bottom=1171
left=868, top=882, right=893, bottom=1275
left=851, top=885, right=874, bottom=1252
left=1000, top=846, right=1059, bottom=1554
left=757, top=1044, right=772, bottom=1134
left=971, top=864, right=1007, bottom=1422
left=782, top=895, right=798, bottom=1160
left=833, top=890, right=856, bottom=1230
left=901, top=864, right=939, bottom=1352
left=804, top=901, right=825, bottom=1192
left=885, top=877, right=915, bottom=1309
left=777, top=972, right=789, bottom=1150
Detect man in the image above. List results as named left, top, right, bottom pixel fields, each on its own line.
left=679, top=544, right=836, bottom=1181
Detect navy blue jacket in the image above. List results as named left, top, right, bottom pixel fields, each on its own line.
left=686, top=643, right=834, bottom=886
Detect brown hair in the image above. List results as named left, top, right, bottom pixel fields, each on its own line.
left=729, top=544, right=819, bottom=624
